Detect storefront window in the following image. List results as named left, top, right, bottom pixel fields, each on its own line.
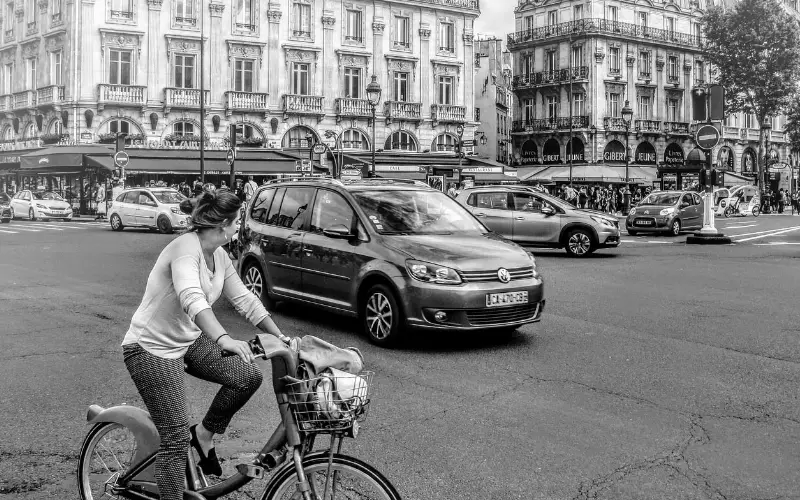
left=282, top=126, right=317, bottom=148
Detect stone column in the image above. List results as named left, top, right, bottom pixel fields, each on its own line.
left=208, top=2, right=225, bottom=107
left=267, top=3, right=282, bottom=109
left=322, top=11, right=335, bottom=108
left=146, top=0, right=163, bottom=108
left=463, top=28, right=475, bottom=123
left=79, top=0, right=95, bottom=101
left=371, top=16, right=384, bottom=86
left=419, top=23, right=431, bottom=121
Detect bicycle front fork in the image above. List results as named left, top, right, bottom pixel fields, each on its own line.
left=291, top=447, right=315, bottom=500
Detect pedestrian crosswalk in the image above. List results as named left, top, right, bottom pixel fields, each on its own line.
left=0, top=221, right=106, bottom=234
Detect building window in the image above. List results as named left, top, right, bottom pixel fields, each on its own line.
left=694, top=60, right=705, bottom=84
left=639, top=51, right=651, bottom=78
left=667, top=99, right=679, bottom=122
left=725, top=113, right=739, bottom=127
left=52, top=0, right=63, bottom=23
left=606, top=5, right=618, bottom=22
left=173, top=121, right=195, bottom=136
left=51, top=51, right=62, bottom=86
left=667, top=56, right=678, bottom=82
left=234, top=123, right=260, bottom=139
left=110, top=0, right=134, bottom=19
left=109, top=49, right=132, bottom=85
left=547, top=10, right=557, bottom=25
left=573, top=4, right=583, bottom=20
left=546, top=95, right=558, bottom=120
left=571, top=45, right=582, bottom=68
left=637, top=96, right=650, bottom=119
left=25, top=58, right=36, bottom=90
left=5, top=3, right=14, bottom=36
left=439, top=22, right=455, bottom=53
left=282, top=126, right=316, bottom=148
left=292, top=63, right=309, bottom=95
left=235, top=0, right=255, bottom=31
left=524, top=15, right=533, bottom=30
left=108, top=118, right=131, bottom=134
left=608, top=92, right=620, bottom=117
left=345, top=9, right=362, bottom=42
left=745, top=114, right=755, bottom=129
left=546, top=51, right=557, bottom=73
left=433, top=133, right=457, bottom=152
left=2, top=63, right=12, bottom=95
left=292, top=1, right=312, bottom=37
left=666, top=17, right=675, bottom=35
left=341, top=129, right=369, bottom=149
left=50, top=120, right=63, bottom=135
left=638, top=11, right=647, bottom=27
left=609, top=47, right=620, bottom=74
left=393, top=71, right=408, bottom=101
left=234, top=59, right=254, bottom=92
left=175, top=0, right=196, bottom=25
left=522, top=53, right=533, bottom=75
left=343, top=67, right=361, bottom=98
left=691, top=22, right=701, bottom=41
left=437, top=76, right=453, bottom=105
left=523, top=98, right=534, bottom=123
left=394, top=16, right=410, bottom=48
left=26, top=0, right=36, bottom=29
left=174, top=54, right=195, bottom=88
left=385, top=131, right=417, bottom=151
left=573, top=93, right=584, bottom=115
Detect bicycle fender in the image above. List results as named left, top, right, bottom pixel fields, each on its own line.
left=87, top=404, right=160, bottom=462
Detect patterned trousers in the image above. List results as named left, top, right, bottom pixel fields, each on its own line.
left=123, top=335, right=263, bottom=500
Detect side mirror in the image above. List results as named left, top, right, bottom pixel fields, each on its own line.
left=541, top=206, right=556, bottom=216
left=322, top=224, right=354, bottom=239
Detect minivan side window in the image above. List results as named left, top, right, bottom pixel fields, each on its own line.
left=116, top=193, right=126, bottom=202
left=123, top=191, right=139, bottom=204
left=310, top=190, right=355, bottom=233
left=692, top=193, right=702, bottom=205
left=475, top=192, right=509, bottom=210
left=251, top=188, right=276, bottom=223
left=266, top=188, right=286, bottom=225
left=275, top=187, right=315, bottom=229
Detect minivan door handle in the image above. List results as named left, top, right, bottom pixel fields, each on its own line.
left=302, top=246, right=313, bottom=255
left=474, top=212, right=487, bottom=217
left=515, top=216, right=526, bottom=220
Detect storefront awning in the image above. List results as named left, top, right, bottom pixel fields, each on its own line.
left=84, top=155, right=116, bottom=172
left=470, top=172, right=519, bottom=183
left=524, top=165, right=658, bottom=184
left=19, top=145, right=115, bottom=172
left=375, top=171, right=427, bottom=181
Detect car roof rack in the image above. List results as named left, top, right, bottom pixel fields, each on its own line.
left=341, top=178, right=431, bottom=187
left=264, top=175, right=342, bottom=186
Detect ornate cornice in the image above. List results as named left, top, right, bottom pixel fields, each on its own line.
left=209, top=2, right=224, bottom=16
left=100, top=28, right=145, bottom=56
left=267, top=9, right=281, bottom=23
left=335, top=49, right=369, bottom=68
left=372, top=20, right=385, bottom=34
left=226, top=40, right=266, bottom=64
left=146, top=0, right=163, bottom=10
left=322, top=15, right=335, bottom=29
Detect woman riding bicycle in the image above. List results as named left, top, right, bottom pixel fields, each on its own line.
left=121, top=190, right=289, bottom=500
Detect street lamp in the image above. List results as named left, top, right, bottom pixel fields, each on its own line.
left=455, top=123, right=465, bottom=184
left=621, top=100, right=634, bottom=186
left=305, top=132, right=314, bottom=177
left=366, top=75, right=382, bottom=177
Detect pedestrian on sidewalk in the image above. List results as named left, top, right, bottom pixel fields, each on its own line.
left=243, top=175, right=258, bottom=203
left=777, top=188, right=786, bottom=213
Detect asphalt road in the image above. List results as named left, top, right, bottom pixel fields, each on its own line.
left=1, top=214, right=799, bottom=500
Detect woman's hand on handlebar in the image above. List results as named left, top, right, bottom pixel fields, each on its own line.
left=218, top=335, right=256, bottom=363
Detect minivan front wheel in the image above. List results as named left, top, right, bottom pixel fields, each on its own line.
left=362, top=284, right=403, bottom=347
left=564, top=228, right=594, bottom=257
left=242, top=261, right=275, bottom=309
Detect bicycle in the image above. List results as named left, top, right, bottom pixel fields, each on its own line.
left=77, top=334, right=400, bottom=500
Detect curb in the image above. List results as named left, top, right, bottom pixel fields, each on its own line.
left=69, top=217, right=107, bottom=223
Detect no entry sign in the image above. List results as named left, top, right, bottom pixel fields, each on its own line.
left=695, top=124, right=720, bottom=150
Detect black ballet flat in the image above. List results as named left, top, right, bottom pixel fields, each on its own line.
left=189, top=424, right=222, bottom=476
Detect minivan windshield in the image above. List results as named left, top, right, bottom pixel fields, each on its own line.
left=152, top=190, right=186, bottom=204
left=32, top=191, right=64, bottom=201
left=640, top=192, right=681, bottom=206
left=352, top=189, right=488, bottom=235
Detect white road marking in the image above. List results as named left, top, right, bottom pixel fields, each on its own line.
left=12, top=223, right=64, bottom=231
left=736, top=226, right=800, bottom=242
left=754, top=242, right=800, bottom=246
left=0, top=229, right=18, bottom=234
left=728, top=226, right=800, bottom=239
left=620, top=239, right=673, bottom=244
left=2, top=226, right=41, bottom=231
left=722, top=224, right=757, bottom=230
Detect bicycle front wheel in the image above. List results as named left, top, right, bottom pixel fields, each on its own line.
left=261, top=453, right=401, bottom=500
left=78, top=422, right=139, bottom=500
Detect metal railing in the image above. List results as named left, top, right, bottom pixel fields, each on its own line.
left=512, top=67, right=589, bottom=89
left=282, top=94, right=324, bottom=114
left=111, top=10, right=134, bottom=19
left=335, top=97, right=372, bottom=117
left=384, top=101, right=421, bottom=121
left=235, top=22, right=255, bottom=31
left=638, top=71, right=652, bottom=80
left=345, top=35, right=363, bottom=42
left=420, top=0, right=478, bottom=9
left=293, top=29, right=311, bottom=37
left=99, top=84, right=147, bottom=104
left=635, top=119, right=661, bottom=132
left=393, top=40, right=410, bottom=48
left=508, top=18, right=703, bottom=48
left=722, top=126, right=739, bottom=137
left=431, top=104, right=466, bottom=123
left=175, top=16, right=197, bottom=25
left=0, top=95, right=9, bottom=112
left=604, top=116, right=627, bottom=131
left=512, top=116, right=589, bottom=132
left=665, top=122, right=690, bottom=134
left=13, top=90, right=36, bottom=110
left=164, top=87, right=210, bottom=107
left=225, top=91, right=269, bottom=111
left=36, top=85, right=65, bottom=105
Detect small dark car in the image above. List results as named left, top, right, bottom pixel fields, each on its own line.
left=0, top=192, right=11, bottom=223
left=236, top=178, right=545, bottom=347
left=626, top=190, right=705, bottom=236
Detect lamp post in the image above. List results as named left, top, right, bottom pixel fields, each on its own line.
left=621, top=100, right=634, bottom=186
left=589, top=124, right=597, bottom=164
left=199, top=0, right=205, bottom=183
left=323, top=129, right=343, bottom=179
left=305, top=133, right=314, bottom=177
left=366, top=75, right=382, bottom=177
left=455, top=123, right=465, bottom=184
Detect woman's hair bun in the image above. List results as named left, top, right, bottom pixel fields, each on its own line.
left=179, top=197, right=197, bottom=215
left=182, top=190, right=242, bottom=231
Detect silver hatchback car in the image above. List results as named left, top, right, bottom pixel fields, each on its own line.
left=456, top=186, right=621, bottom=257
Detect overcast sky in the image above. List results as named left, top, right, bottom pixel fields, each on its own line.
left=474, top=0, right=516, bottom=40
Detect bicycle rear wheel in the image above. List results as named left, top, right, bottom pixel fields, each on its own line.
left=78, top=422, right=139, bottom=500
left=261, top=453, right=401, bottom=500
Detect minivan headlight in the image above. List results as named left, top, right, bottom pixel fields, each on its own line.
left=528, top=252, right=540, bottom=279
left=590, top=215, right=616, bottom=227
left=171, top=206, right=181, bottom=214
left=406, top=259, right=462, bottom=285
left=660, top=208, right=676, bottom=216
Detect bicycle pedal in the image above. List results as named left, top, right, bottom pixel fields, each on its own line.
left=236, top=463, right=266, bottom=479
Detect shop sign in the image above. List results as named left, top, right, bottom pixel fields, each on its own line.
left=717, top=146, right=734, bottom=171
left=504, top=170, right=518, bottom=177
left=634, top=142, right=657, bottom=165
left=0, top=155, right=20, bottom=163
left=462, top=167, right=502, bottom=173
left=542, top=139, right=561, bottom=165
left=376, top=165, right=424, bottom=172
left=519, top=140, right=539, bottom=165
left=664, top=143, right=685, bottom=165
left=566, top=138, right=585, bottom=162
left=767, top=149, right=779, bottom=164
left=742, top=150, right=756, bottom=174
left=603, top=140, right=626, bottom=163
left=80, top=133, right=93, bottom=140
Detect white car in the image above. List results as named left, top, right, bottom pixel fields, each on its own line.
left=713, top=185, right=759, bottom=215
left=10, top=190, right=73, bottom=221
left=108, top=188, right=189, bottom=233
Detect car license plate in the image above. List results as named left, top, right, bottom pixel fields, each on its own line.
left=486, top=291, right=528, bottom=307
left=636, top=220, right=653, bottom=225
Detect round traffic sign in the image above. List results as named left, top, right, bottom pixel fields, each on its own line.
left=226, top=148, right=235, bottom=166
left=695, top=124, right=720, bottom=150
left=113, top=151, right=129, bottom=168
left=312, top=143, right=326, bottom=155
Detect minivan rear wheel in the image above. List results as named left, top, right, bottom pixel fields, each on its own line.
left=242, top=261, right=275, bottom=309
left=362, top=284, right=403, bottom=347
left=564, top=228, right=594, bottom=258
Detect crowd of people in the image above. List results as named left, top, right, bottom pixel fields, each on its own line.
left=129, top=176, right=265, bottom=204
left=761, top=188, right=798, bottom=214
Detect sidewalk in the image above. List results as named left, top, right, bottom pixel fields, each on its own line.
left=69, top=215, right=107, bottom=223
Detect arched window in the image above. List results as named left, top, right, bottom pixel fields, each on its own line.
left=282, top=126, right=318, bottom=148
left=340, top=129, right=369, bottom=150
left=384, top=131, right=417, bottom=151
left=235, top=124, right=262, bottom=139
left=22, top=123, right=36, bottom=139
left=49, top=120, right=63, bottom=135
left=2, top=126, right=14, bottom=142
left=106, top=118, right=132, bottom=135
left=432, top=133, right=457, bottom=152
left=173, top=121, right=195, bottom=137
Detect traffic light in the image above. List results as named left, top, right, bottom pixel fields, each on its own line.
left=692, top=89, right=707, bottom=122
left=699, top=168, right=707, bottom=186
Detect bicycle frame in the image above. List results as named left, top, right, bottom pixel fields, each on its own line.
left=87, top=334, right=315, bottom=500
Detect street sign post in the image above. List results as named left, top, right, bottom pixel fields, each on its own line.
left=695, top=124, right=720, bottom=150
left=226, top=148, right=235, bottom=166
left=312, top=143, right=326, bottom=155
left=113, top=151, right=129, bottom=168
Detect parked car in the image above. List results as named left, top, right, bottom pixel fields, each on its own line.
left=236, top=178, right=545, bottom=346
left=10, top=190, right=73, bottom=221
left=454, top=186, right=620, bottom=257
left=0, top=192, right=11, bottom=223
left=626, top=190, right=704, bottom=236
left=108, top=188, right=189, bottom=233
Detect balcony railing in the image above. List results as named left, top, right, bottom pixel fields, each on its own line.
left=722, top=126, right=739, bottom=138
left=393, top=40, right=410, bottom=48
left=638, top=71, right=652, bottom=80
left=384, top=101, right=421, bottom=122
left=604, top=116, right=628, bottom=131
left=345, top=35, right=363, bottom=43
left=164, top=87, right=210, bottom=111
left=771, top=130, right=785, bottom=141
left=431, top=104, right=466, bottom=124
left=225, top=91, right=269, bottom=115
left=98, top=84, right=147, bottom=111
left=0, top=95, right=10, bottom=112
left=36, top=85, right=65, bottom=107
left=419, top=0, right=478, bottom=9
left=512, top=116, right=590, bottom=132
left=175, top=16, right=197, bottom=25
left=664, top=122, right=690, bottom=135
left=512, top=67, right=589, bottom=89
left=235, top=22, right=256, bottom=31
left=13, top=90, right=36, bottom=110
left=292, top=29, right=311, bottom=37
left=335, top=97, right=372, bottom=119
left=508, top=19, right=703, bottom=48
left=667, top=74, right=680, bottom=84
left=111, top=10, right=133, bottom=19
left=282, top=94, right=324, bottom=115
left=635, top=119, right=661, bottom=133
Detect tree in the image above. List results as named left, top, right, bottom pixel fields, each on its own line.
left=702, top=0, right=800, bottom=190
left=784, top=99, right=800, bottom=165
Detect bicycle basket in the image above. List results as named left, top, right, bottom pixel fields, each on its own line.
left=287, top=370, right=373, bottom=433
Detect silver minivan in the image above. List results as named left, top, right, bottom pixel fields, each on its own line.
left=108, top=188, right=189, bottom=233
left=455, top=186, right=621, bottom=257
